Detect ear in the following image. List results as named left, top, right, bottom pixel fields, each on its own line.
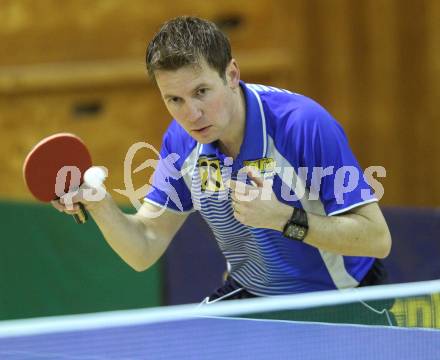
left=226, top=59, right=240, bottom=89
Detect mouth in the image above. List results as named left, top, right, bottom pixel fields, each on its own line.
left=192, top=125, right=212, bottom=134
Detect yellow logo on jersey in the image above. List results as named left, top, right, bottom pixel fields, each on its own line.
left=198, top=157, right=225, bottom=192
left=243, top=158, right=276, bottom=175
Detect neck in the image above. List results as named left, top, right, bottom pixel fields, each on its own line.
left=218, top=87, right=246, bottom=159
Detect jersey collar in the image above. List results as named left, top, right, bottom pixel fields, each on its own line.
left=199, top=81, right=267, bottom=168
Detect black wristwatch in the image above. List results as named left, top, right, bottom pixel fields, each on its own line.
left=282, top=207, right=309, bottom=241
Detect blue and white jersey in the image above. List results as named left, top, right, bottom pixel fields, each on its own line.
left=145, top=81, right=378, bottom=296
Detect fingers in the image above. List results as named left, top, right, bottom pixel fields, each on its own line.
left=64, top=207, right=82, bottom=216
left=230, top=178, right=260, bottom=204
left=51, top=181, right=108, bottom=218
left=51, top=199, right=64, bottom=212
left=229, top=167, right=262, bottom=188
left=245, top=167, right=264, bottom=187
left=229, top=166, right=265, bottom=192
left=231, top=197, right=242, bottom=222
left=230, top=185, right=248, bottom=221
left=51, top=196, right=83, bottom=217
left=51, top=198, right=81, bottom=211
left=229, top=180, right=251, bottom=195
left=50, top=166, right=108, bottom=218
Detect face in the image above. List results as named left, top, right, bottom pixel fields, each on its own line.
left=154, top=59, right=241, bottom=144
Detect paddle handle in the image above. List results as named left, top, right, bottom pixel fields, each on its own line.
left=73, top=203, right=88, bottom=224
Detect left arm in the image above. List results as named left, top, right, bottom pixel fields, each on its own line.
left=304, top=202, right=391, bottom=258
left=230, top=173, right=392, bottom=259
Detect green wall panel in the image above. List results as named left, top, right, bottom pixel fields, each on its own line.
left=0, top=201, right=162, bottom=320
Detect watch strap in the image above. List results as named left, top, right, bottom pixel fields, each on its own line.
left=282, top=207, right=309, bottom=241
left=291, top=207, right=308, bottom=227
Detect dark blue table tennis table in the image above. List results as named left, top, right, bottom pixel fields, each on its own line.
left=0, top=316, right=438, bottom=359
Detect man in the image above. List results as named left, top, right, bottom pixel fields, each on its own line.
left=53, top=16, right=391, bottom=302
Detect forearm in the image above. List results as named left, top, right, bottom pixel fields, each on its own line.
left=273, top=203, right=391, bottom=258
left=231, top=176, right=391, bottom=258
left=304, top=211, right=390, bottom=258
left=87, top=195, right=162, bottom=271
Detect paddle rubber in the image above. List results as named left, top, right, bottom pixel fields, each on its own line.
left=23, top=133, right=92, bottom=224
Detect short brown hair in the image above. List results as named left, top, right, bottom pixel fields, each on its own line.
left=146, top=16, right=232, bottom=80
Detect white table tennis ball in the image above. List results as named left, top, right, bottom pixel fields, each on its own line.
left=84, top=166, right=107, bottom=188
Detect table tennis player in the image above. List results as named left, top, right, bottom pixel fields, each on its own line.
left=52, top=16, right=392, bottom=303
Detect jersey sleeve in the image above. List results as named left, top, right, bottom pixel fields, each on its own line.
left=144, top=126, right=194, bottom=213
left=292, top=101, right=377, bottom=215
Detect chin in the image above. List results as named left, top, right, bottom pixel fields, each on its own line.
left=194, top=136, right=218, bottom=144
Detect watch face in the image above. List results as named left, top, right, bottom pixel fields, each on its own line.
left=285, top=224, right=307, bottom=240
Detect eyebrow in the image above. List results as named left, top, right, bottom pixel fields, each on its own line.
left=163, top=82, right=210, bottom=100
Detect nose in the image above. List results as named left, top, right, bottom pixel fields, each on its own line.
left=184, top=101, right=202, bottom=122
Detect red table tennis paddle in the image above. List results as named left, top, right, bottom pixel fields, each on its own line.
left=23, top=133, right=92, bottom=224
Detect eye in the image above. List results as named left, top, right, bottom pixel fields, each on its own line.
left=195, top=88, right=208, bottom=97
left=168, top=97, right=181, bottom=105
